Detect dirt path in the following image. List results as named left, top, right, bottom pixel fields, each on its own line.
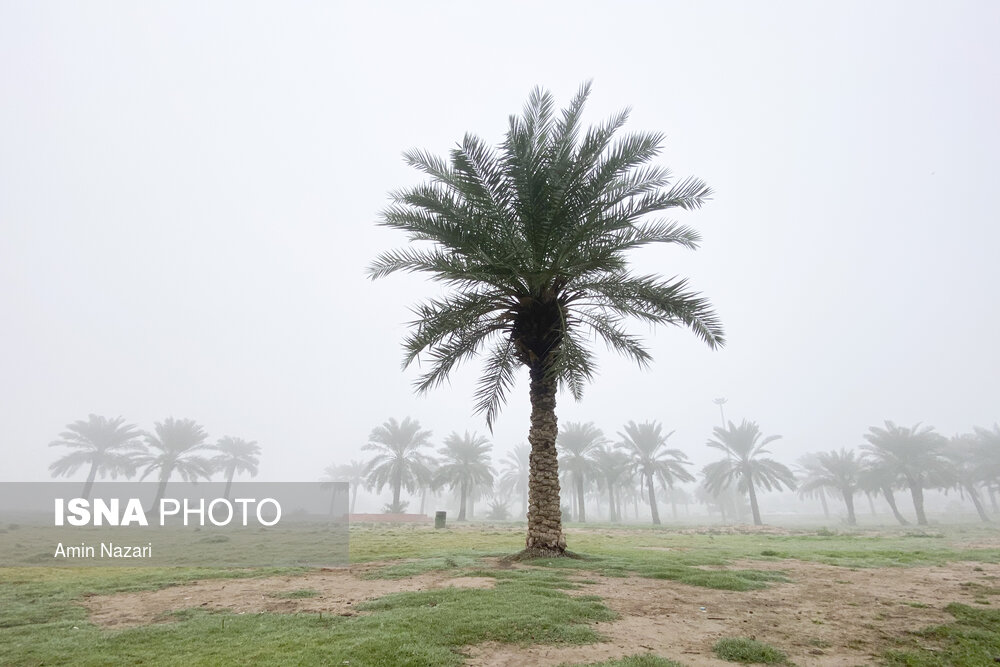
left=82, top=559, right=1000, bottom=665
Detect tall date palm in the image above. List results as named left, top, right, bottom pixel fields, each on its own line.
left=618, top=421, right=695, bottom=525
left=702, top=420, right=797, bottom=526
left=368, top=83, right=724, bottom=555
left=363, top=417, right=433, bottom=513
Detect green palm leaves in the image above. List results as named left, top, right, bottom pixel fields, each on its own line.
left=368, top=82, right=724, bottom=427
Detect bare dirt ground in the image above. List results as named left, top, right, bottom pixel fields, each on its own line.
left=82, top=559, right=1000, bottom=666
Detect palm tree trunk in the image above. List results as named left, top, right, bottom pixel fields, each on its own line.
left=987, top=486, right=998, bottom=513
left=908, top=481, right=928, bottom=525
left=866, top=492, right=877, bottom=516
left=842, top=489, right=857, bottom=525
left=151, top=471, right=170, bottom=512
left=524, top=368, right=565, bottom=554
left=82, top=461, right=99, bottom=499
left=747, top=481, right=763, bottom=526
left=350, top=484, right=359, bottom=514
left=392, top=468, right=402, bottom=512
left=419, top=488, right=427, bottom=515
left=819, top=489, right=830, bottom=519
left=223, top=466, right=235, bottom=500
left=881, top=485, right=910, bottom=525
left=964, top=483, right=990, bottom=522
left=607, top=482, right=617, bottom=523
left=458, top=480, right=467, bottom=521
left=646, top=473, right=660, bottom=525
left=576, top=475, right=586, bottom=523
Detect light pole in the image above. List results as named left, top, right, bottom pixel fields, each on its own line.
left=713, top=397, right=727, bottom=428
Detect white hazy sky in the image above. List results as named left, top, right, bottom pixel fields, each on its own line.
left=2, top=1, right=997, bottom=485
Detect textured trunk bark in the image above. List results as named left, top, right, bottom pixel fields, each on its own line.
left=82, top=462, right=99, bottom=499
left=881, top=485, right=910, bottom=525
left=646, top=474, right=660, bottom=525
left=965, top=483, right=990, bottom=522
left=747, top=480, right=763, bottom=526
left=525, top=367, right=565, bottom=554
left=842, top=489, right=857, bottom=525
left=576, top=475, right=586, bottom=522
left=908, top=480, right=927, bottom=525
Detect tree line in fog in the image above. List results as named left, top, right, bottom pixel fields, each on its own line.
left=324, top=417, right=1000, bottom=526
left=48, top=413, right=1000, bottom=527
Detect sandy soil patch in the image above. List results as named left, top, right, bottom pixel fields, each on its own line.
left=466, top=559, right=1000, bottom=666
left=81, top=558, right=1000, bottom=665
left=81, top=565, right=495, bottom=628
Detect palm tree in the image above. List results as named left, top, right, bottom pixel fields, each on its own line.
left=861, top=421, right=949, bottom=526
left=942, top=434, right=991, bottom=522
left=702, top=420, right=796, bottom=526
left=589, top=444, right=632, bottom=522
left=557, top=422, right=605, bottom=522
left=136, top=418, right=213, bottom=509
left=796, top=454, right=832, bottom=519
left=363, top=417, right=433, bottom=513
left=48, top=414, right=144, bottom=497
left=435, top=431, right=495, bottom=521
left=618, top=421, right=695, bottom=525
left=367, top=83, right=724, bottom=555
left=322, top=460, right=368, bottom=514
left=798, top=449, right=863, bottom=525
left=210, top=436, right=260, bottom=499
left=975, top=424, right=1000, bottom=514
left=498, top=444, right=530, bottom=519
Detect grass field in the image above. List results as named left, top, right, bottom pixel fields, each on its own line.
left=2, top=521, right=999, bottom=665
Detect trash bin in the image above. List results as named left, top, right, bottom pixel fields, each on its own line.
left=435, top=511, right=447, bottom=529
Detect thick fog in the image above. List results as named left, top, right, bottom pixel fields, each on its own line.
left=2, top=0, right=997, bottom=519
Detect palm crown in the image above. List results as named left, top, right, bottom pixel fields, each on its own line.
left=369, top=83, right=723, bottom=554
left=368, top=82, right=724, bottom=424
left=48, top=414, right=144, bottom=497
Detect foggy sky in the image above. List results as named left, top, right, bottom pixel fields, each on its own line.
left=2, top=1, right=998, bottom=484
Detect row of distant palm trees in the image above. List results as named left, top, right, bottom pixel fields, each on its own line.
left=327, top=417, right=1000, bottom=526
left=48, top=414, right=261, bottom=502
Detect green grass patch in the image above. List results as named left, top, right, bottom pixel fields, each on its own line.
left=883, top=603, right=1000, bottom=666
left=364, top=555, right=479, bottom=579
left=269, top=588, right=319, bottom=599
left=713, top=637, right=788, bottom=663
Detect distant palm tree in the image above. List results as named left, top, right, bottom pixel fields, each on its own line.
left=48, top=414, right=144, bottom=497
left=363, top=417, right=433, bottom=513
left=942, top=434, right=991, bottom=522
left=618, top=421, right=694, bottom=525
left=861, top=421, right=948, bottom=526
left=702, top=420, right=797, bottom=526
left=211, top=436, right=260, bottom=499
left=367, top=83, right=724, bottom=555
left=975, top=424, right=1000, bottom=514
left=322, top=459, right=368, bottom=514
left=589, top=444, right=632, bottom=522
left=798, top=449, right=863, bottom=525
left=557, top=422, right=605, bottom=522
left=136, top=418, right=213, bottom=509
left=796, top=454, right=831, bottom=519
left=857, top=462, right=909, bottom=525
left=435, top=431, right=495, bottom=521
left=498, top=444, right=530, bottom=519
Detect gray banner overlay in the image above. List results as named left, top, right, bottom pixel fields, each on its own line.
left=0, top=482, right=348, bottom=567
